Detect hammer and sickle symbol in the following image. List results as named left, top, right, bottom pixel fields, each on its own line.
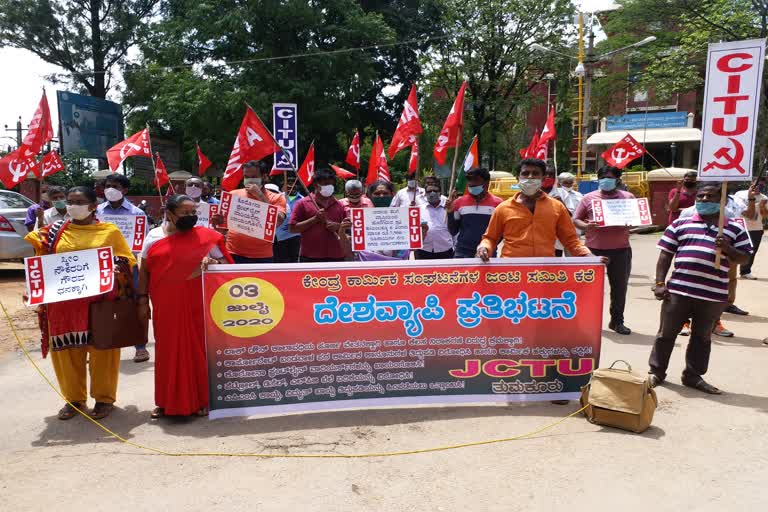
left=703, top=138, right=745, bottom=174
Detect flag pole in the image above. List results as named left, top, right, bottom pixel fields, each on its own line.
left=448, top=130, right=463, bottom=198
left=145, top=124, right=164, bottom=207
left=713, top=181, right=728, bottom=268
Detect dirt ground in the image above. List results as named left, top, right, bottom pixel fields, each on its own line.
left=1, top=235, right=766, bottom=511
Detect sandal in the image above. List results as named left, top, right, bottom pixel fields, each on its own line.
left=133, top=348, right=150, bottom=363
left=683, top=378, right=722, bottom=395
left=89, top=402, right=114, bottom=419
left=195, top=407, right=209, bottom=417
left=150, top=407, right=165, bottom=419
left=58, top=402, right=86, bottom=421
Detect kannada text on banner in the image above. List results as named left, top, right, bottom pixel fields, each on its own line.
left=591, top=198, right=652, bottom=227
left=25, top=247, right=114, bottom=306
left=220, top=192, right=279, bottom=242
left=203, top=259, right=604, bottom=419
left=350, top=207, right=422, bottom=252
left=96, top=214, right=147, bottom=251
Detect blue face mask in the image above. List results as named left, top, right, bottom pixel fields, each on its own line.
left=598, top=178, right=617, bottom=191
left=468, top=185, right=484, bottom=196
left=695, top=201, right=720, bottom=216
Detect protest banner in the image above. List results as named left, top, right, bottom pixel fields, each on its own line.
left=699, top=39, right=765, bottom=182
left=96, top=214, right=147, bottom=251
left=203, top=258, right=604, bottom=419
left=220, top=191, right=279, bottom=242
left=195, top=201, right=211, bottom=228
left=350, top=207, right=422, bottom=252
left=591, top=198, right=652, bottom=227
left=272, top=103, right=298, bottom=172
left=25, top=247, right=114, bottom=306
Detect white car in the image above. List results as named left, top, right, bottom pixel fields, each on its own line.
left=0, top=189, right=35, bottom=261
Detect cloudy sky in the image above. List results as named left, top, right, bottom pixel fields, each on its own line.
left=0, top=0, right=617, bottom=147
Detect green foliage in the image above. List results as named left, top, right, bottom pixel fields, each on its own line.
left=42, top=150, right=97, bottom=188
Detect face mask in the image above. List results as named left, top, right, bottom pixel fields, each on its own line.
left=186, top=186, right=203, bottom=199
left=542, top=177, right=556, bottom=189
left=598, top=178, right=617, bottom=192
left=41, top=193, right=50, bottom=202
left=318, top=184, right=335, bottom=198
left=372, top=196, right=392, bottom=208
left=244, top=178, right=262, bottom=187
left=407, top=180, right=417, bottom=189
left=175, top=214, right=198, bottom=231
left=468, top=185, right=484, bottom=196
left=104, top=187, right=124, bottom=202
left=347, top=195, right=362, bottom=204
left=426, top=191, right=441, bottom=204
left=695, top=201, right=720, bottom=216
left=683, top=181, right=696, bottom=189
left=66, top=204, right=92, bottom=220
left=519, top=179, right=542, bottom=197
left=560, top=185, right=573, bottom=192
left=53, top=200, right=67, bottom=210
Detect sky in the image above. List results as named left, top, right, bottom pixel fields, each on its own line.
left=0, top=0, right=618, bottom=148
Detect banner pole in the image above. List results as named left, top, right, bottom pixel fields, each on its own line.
left=448, top=129, right=463, bottom=198
left=644, top=147, right=675, bottom=179
left=145, top=124, right=165, bottom=207
left=713, top=181, right=728, bottom=268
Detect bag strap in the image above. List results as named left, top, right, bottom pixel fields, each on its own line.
left=608, top=360, right=632, bottom=372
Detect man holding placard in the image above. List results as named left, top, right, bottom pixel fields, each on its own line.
left=573, top=165, right=635, bottom=336
left=223, top=160, right=286, bottom=263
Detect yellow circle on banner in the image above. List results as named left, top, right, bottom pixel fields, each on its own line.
left=210, top=277, right=285, bottom=338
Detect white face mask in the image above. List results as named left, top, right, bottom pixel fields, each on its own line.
left=244, top=178, right=262, bottom=187
left=319, top=184, right=335, bottom=197
left=560, top=184, right=573, bottom=191
left=407, top=180, right=417, bottom=189
left=66, top=204, right=93, bottom=220
left=186, top=186, right=203, bottom=199
left=104, top=187, right=124, bottom=202
left=519, top=179, right=542, bottom=197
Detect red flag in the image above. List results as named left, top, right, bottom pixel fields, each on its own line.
left=519, top=131, right=540, bottom=159
left=197, top=143, right=213, bottom=176
left=0, top=149, right=38, bottom=189
left=538, top=107, right=556, bottom=146
left=297, top=142, right=315, bottom=188
left=222, top=106, right=281, bottom=191
left=164, top=180, right=176, bottom=200
left=408, top=140, right=419, bottom=176
left=106, top=128, right=151, bottom=173
left=19, top=90, right=54, bottom=159
left=330, top=164, right=356, bottom=180
left=40, top=151, right=65, bottom=178
left=601, top=133, right=646, bottom=169
left=366, top=134, right=389, bottom=185
left=345, top=131, right=360, bottom=170
left=154, top=152, right=170, bottom=188
left=462, top=135, right=480, bottom=172
left=388, top=84, right=423, bottom=159
left=433, top=81, right=467, bottom=165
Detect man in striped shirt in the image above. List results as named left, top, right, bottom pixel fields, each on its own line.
left=648, top=182, right=752, bottom=394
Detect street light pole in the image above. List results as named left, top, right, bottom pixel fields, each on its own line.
left=580, top=28, right=595, bottom=175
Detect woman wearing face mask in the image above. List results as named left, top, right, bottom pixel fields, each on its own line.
left=137, top=195, right=233, bottom=418
left=24, top=186, right=137, bottom=420
left=667, top=170, right=698, bottom=224
left=289, top=167, right=346, bottom=262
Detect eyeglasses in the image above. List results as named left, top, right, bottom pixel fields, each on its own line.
left=187, top=183, right=203, bottom=188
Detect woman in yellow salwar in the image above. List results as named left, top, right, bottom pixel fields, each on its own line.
left=25, top=186, right=136, bottom=420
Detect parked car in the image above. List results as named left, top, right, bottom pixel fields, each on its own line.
left=0, top=190, right=35, bottom=261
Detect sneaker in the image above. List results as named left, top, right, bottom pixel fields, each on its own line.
left=680, top=321, right=691, bottom=336
left=741, top=273, right=757, bottom=280
left=713, top=321, right=734, bottom=337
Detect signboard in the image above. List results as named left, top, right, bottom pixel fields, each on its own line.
left=195, top=201, right=211, bottom=228
left=350, top=207, right=422, bottom=252
left=732, top=217, right=753, bottom=248
left=699, top=39, right=766, bottom=181
left=272, top=103, right=298, bottom=172
left=96, top=214, right=147, bottom=252
left=591, top=198, right=652, bottom=227
left=25, top=247, right=114, bottom=306
left=210, top=204, right=223, bottom=228
left=606, top=111, right=688, bottom=131
left=56, top=91, right=124, bottom=159
left=220, top=192, right=279, bottom=242
left=203, top=258, right=605, bottom=419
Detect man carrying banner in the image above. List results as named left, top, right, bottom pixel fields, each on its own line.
left=289, top=167, right=345, bottom=262
left=649, top=182, right=752, bottom=394
left=224, top=160, right=287, bottom=263
left=96, top=174, right=149, bottom=363
left=573, top=166, right=635, bottom=335
left=447, top=168, right=502, bottom=258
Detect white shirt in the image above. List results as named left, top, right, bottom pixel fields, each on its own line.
left=35, top=207, right=69, bottom=229
left=733, top=189, right=767, bottom=231
left=419, top=200, right=454, bottom=253
left=553, top=187, right=584, bottom=215
left=390, top=187, right=426, bottom=207
left=141, top=225, right=224, bottom=259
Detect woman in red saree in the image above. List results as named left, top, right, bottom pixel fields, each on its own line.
left=137, top=195, right=232, bottom=418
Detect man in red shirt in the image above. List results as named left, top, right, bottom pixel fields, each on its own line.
left=224, top=160, right=287, bottom=263
left=667, top=170, right=698, bottom=225
left=289, top=167, right=345, bottom=262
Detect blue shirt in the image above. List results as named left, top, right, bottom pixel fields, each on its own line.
left=206, top=196, right=220, bottom=205
left=275, top=193, right=303, bottom=241
left=97, top=198, right=147, bottom=217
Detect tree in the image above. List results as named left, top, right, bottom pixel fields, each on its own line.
left=0, top=0, right=158, bottom=98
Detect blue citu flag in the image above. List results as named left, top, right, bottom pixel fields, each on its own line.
left=455, top=135, right=479, bottom=194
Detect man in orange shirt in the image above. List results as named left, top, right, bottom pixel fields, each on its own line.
left=225, top=160, right=287, bottom=263
left=476, top=159, right=593, bottom=260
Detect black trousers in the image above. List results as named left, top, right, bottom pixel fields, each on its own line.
left=415, top=248, right=454, bottom=260
left=589, top=247, right=632, bottom=324
left=740, top=229, right=763, bottom=275
left=274, top=236, right=301, bottom=263
left=649, top=294, right=726, bottom=382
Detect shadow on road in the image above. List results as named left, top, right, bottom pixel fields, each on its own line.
left=662, top=382, right=768, bottom=414
left=31, top=405, right=147, bottom=447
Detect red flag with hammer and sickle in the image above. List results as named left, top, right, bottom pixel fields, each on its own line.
left=601, top=134, right=646, bottom=169
left=106, top=128, right=151, bottom=172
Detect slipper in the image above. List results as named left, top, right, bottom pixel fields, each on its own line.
left=683, top=378, right=722, bottom=395
left=195, top=407, right=209, bottom=417
left=89, top=402, right=114, bottom=419
left=150, top=407, right=165, bottom=419
left=58, top=402, right=86, bottom=421
left=133, top=348, right=150, bottom=363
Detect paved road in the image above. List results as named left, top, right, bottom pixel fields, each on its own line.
left=1, top=235, right=766, bottom=511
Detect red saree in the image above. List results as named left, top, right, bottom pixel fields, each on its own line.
left=145, top=226, right=232, bottom=415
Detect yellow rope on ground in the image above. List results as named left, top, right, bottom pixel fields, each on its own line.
left=1, top=299, right=587, bottom=458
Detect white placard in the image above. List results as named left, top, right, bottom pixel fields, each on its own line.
left=699, top=39, right=765, bottom=181
left=195, top=201, right=211, bottom=227
left=591, top=198, right=652, bottom=227
left=732, top=217, right=753, bottom=248
left=25, top=247, right=115, bottom=306
left=350, top=207, right=422, bottom=251
left=97, top=214, right=147, bottom=252
left=219, top=191, right=279, bottom=242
